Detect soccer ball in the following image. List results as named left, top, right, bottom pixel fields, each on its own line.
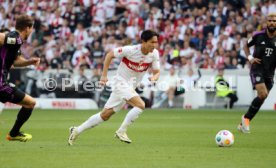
left=215, top=130, right=234, bottom=147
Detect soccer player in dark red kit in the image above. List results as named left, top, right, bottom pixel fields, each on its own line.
left=0, top=15, right=40, bottom=141
left=238, top=13, right=276, bottom=133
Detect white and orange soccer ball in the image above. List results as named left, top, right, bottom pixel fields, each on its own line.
left=215, top=130, right=234, bottom=147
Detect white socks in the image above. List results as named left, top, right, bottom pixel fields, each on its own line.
left=77, top=112, right=104, bottom=134
left=117, top=107, right=143, bottom=133
left=76, top=107, right=143, bottom=135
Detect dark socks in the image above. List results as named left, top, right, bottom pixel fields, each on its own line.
left=9, top=107, right=33, bottom=137
left=244, top=97, right=264, bottom=120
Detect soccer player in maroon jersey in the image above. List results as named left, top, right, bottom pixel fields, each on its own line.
left=238, top=13, right=276, bottom=133
left=0, top=15, right=40, bottom=141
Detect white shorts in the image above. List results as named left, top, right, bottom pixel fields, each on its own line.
left=104, top=86, right=139, bottom=112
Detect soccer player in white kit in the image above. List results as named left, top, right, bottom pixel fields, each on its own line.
left=68, top=30, right=160, bottom=145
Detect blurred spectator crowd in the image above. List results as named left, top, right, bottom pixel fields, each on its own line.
left=0, top=0, right=275, bottom=72
left=0, top=0, right=275, bottom=105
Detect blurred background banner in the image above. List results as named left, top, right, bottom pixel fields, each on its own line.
left=3, top=68, right=276, bottom=110
left=1, top=0, right=275, bottom=110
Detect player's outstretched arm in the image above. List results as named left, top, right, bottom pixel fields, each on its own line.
left=100, top=51, right=115, bottom=86
left=13, top=55, right=40, bottom=67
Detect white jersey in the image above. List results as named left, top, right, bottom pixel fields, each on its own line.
left=113, top=44, right=160, bottom=88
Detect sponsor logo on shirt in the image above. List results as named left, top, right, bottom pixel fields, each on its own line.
left=265, top=48, right=273, bottom=57
left=7, top=37, right=16, bottom=44
left=122, top=57, right=151, bottom=72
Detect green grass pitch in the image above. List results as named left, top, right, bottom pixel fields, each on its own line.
left=0, top=109, right=276, bottom=168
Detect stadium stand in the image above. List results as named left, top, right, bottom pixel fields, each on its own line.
left=1, top=0, right=275, bottom=108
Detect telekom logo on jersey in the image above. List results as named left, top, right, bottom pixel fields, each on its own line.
left=122, top=57, right=151, bottom=72
left=265, top=48, right=273, bottom=57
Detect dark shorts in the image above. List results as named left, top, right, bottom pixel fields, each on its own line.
left=250, top=72, right=274, bottom=90
left=0, top=83, right=25, bottom=103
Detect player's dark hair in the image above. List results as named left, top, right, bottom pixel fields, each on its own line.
left=141, top=30, right=159, bottom=42
left=15, top=15, right=34, bottom=31
left=0, top=28, right=10, bottom=33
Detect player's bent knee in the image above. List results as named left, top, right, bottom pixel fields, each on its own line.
left=259, top=93, right=268, bottom=100
left=23, top=99, right=36, bottom=109
left=29, top=99, right=36, bottom=108
left=136, top=102, right=145, bottom=110
left=100, top=109, right=114, bottom=121
left=101, top=113, right=111, bottom=121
